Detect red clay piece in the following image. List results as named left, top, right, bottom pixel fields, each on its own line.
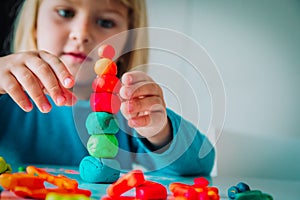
left=107, top=170, right=145, bottom=198
left=98, top=44, right=115, bottom=59
left=90, top=92, right=121, bottom=114
left=136, top=180, right=167, bottom=200
left=92, top=74, right=121, bottom=94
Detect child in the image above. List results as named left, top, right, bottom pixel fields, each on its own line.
left=0, top=0, right=215, bottom=176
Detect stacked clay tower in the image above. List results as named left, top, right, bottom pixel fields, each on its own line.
left=79, top=45, right=122, bottom=183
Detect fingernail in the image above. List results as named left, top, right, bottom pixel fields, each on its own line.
left=122, top=74, right=131, bottom=85
left=64, top=77, right=73, bottom=87
left=41, top=104, right=51, bottom=113
left=24, top=105, right=33, bottom=112
left=56, top=96, right=66, bottom=105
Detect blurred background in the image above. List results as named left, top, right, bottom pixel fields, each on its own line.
left=146, top=0, right=300, bottom=181
left=0, top=0, right=23, bottom=56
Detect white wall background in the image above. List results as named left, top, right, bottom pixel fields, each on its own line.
left=145, top=0, right=300, bottom=180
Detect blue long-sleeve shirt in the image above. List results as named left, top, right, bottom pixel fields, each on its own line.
left=0, top=94, right=215, bottom=176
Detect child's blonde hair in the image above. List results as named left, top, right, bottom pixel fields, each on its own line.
left=13, top=0, right=148, bottom=75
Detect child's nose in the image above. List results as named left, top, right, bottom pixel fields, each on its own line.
left=69, top=21, right=92, bottom=44
left=69, top=30, right=92, bottom=44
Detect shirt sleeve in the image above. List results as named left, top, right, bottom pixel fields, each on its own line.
left=133, top=108, right=216, bottom=176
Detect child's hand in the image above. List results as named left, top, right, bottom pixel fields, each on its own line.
left=0, top=51, right=76, bottom=113
left=120, top=71, right=172, bottom=148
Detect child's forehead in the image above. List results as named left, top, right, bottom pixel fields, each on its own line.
left=40, top=0, right=129, bottom=16
left=46, top=0, right=129, bottom=8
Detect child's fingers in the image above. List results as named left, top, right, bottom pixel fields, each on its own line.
left=121, top=96, right=163, bottom=118
left=38, top=51, right=74, bottom=88
left=39, top=51, right=76, bottom=106
left=12, top=66, right=52, bottom=113
left=120, top=71, right=164, bottom=101
left=0, top=51, right=75, bottom=112
left=62, top=88, right=77, bottom=106
left=129, top=109, right=168, bottom=138
left=24, top=53, right=68, bottom=107
left=120, top=71, right=170, bottom=142
left=121, top=71, right=153, bottom=85
left=1, top=74, right=33, bottom=112
left=120, top=96, right=167, bottom=136
left=38, top=51, right=76, bottom=106
left=120, top=82, right=162, bottom=100
left=25, top=51, right=74, bottom=106
left=43, top=86, right=76, bottom=107
left=129, top=110, right=165, bottom=127
left=128, top=113, right=151, bottom=128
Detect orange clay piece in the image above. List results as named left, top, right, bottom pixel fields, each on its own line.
left=169, top=182, right=199, bottom=199
left=26, top=166, right=78, bottom=190
left=0, top=173, right=44, bottom=191
left=107, top=170, right=145, bottom=198
left=14, top=186, right=91, bottom=199
left=206, top=187, right=220, bottom=200
left=94, top=58, right=118, bottom=76
left=0, top=166, right=91, bottom=199
left=170, top=178, right=220, bottom=200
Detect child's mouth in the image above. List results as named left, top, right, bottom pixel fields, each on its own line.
left=63, top=52, right=92, bottom=63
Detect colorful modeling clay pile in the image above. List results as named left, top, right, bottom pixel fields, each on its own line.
left=101, top=169, right=222, bottom=200
left=102, top=170, right=168, bottom=200
left=79, top=44, right=122, bottom=183
left=169, top=177, right=219, bottom=199
left=228, top=182, right=273, bottom=200
left=0, top=166, right=91, bottom=199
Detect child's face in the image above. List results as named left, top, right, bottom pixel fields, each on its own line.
left=36, top=0, right=128, bottom=78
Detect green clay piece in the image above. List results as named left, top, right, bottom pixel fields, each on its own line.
left=85, top=112, right=119, bottom=135
left=5, top=165, right=12, bottom=173
left=18, top=166, right=26, bottom=172
left=236, top=190, right=273, bottom=200
left=46, top=193, right=90, bottom=200
left=0, top=157, right=7, bottom=173
left=0, top=157, right=11, bottom=174
left=87, top=134, right=119, bottom=158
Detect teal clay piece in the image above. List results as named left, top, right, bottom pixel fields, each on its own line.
left=85, top=112, right=119, bottom=135
left=79, top=156, right=120, bottom=183
left=228, top=182, right=273, bottom=200
left=235, top=190, right=273, bottom=200
left=87, top=134, right=119, bottom=158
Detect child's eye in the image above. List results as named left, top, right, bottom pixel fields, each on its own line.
left=96, top=19, right=116, bottom=28
left=57, top=9, right=75, bottom=18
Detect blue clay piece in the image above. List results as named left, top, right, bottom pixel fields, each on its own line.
left=236, top=182, right=251, bottom=193
left=85, top=112, right=119, bottom=135
left=228, top=186, right=239, bottom=199
left=79, top=156, right=120, bottom=183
